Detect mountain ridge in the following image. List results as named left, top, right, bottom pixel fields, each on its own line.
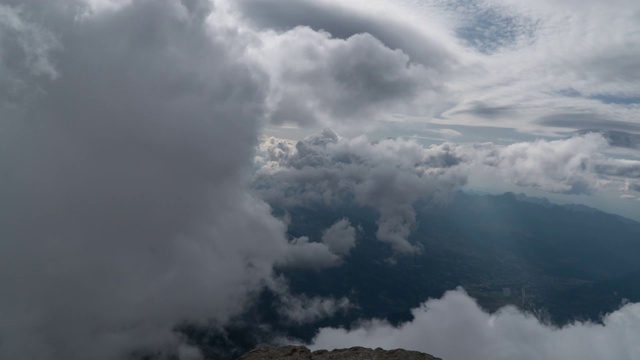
left=237, top=346, right=442, bottom=360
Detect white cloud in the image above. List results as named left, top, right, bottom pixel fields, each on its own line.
left=254, top=130, right=467, bottom=253
left=463, top=133, right=607, bottom=194
left=321, top=218, right=356, bottom=256
left=237, top=0, right=469, bottom=69
left=310, top=288, right=640, bottom=360
left=455, top=133, right=640, bottom=196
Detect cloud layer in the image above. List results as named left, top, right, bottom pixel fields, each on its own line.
left=255, top=131, right=640, bottom=253
left=310, top=288, right=640, bottom=360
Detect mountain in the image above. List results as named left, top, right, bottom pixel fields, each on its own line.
left=281, top=191, right=640, bottom=321
left=184, top=191, right=640, bottom=359
left=238, top=346, right=441, bottom=360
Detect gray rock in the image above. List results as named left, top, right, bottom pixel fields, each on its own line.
left=237, top=346, right=442, bottom=360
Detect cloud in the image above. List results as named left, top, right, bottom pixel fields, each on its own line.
left=309, top=288, right=640, bottom=360
left=255, top=132, right=640, bottom=249
left=416, top=132, right=640, bottom=197
left=253, top=26, right=443, bottom=127
left=278, top=237, right=342, bottom=270
left=280, top=295, right=351, bottom=325
left=0, top=1, right=296, bottom=359
left=2, top=0, right=639, bottom=358
left=321, top=218, right=356, bottom=256
left=254, top=130, right=467, bottom=253
left=3, top=6, right=464, bottom=356
left=268, top=278, right=351, bottom=325
left=233, top=0, right=640, bottom=137
left=236, top=0, right=467, bottom=70
left=0, top=3, right=59, bottom=105
left=463, top=133, right=607, bottom=194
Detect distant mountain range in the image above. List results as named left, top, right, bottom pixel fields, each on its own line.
left=184, top=191, right=640, bottom=359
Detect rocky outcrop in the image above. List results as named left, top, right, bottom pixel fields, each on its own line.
left=238, top=346, right=442, bottom=360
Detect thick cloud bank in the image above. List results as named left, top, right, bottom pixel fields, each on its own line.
left=310, top=288, right=640, bottom=360
left=0, top=1, right=291, bottom=359
left=455, top=134, right=640, bottom=197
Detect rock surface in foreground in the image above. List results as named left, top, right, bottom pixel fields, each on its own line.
left=238, top=346, right=442, bottom=360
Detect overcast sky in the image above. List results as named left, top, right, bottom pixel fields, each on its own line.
left=1, top=0, right=639, bottom=359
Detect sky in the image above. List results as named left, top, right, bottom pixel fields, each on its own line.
left=0, top=0, right=639, bottom=359
left=247, top=0, right=640, bottom=219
